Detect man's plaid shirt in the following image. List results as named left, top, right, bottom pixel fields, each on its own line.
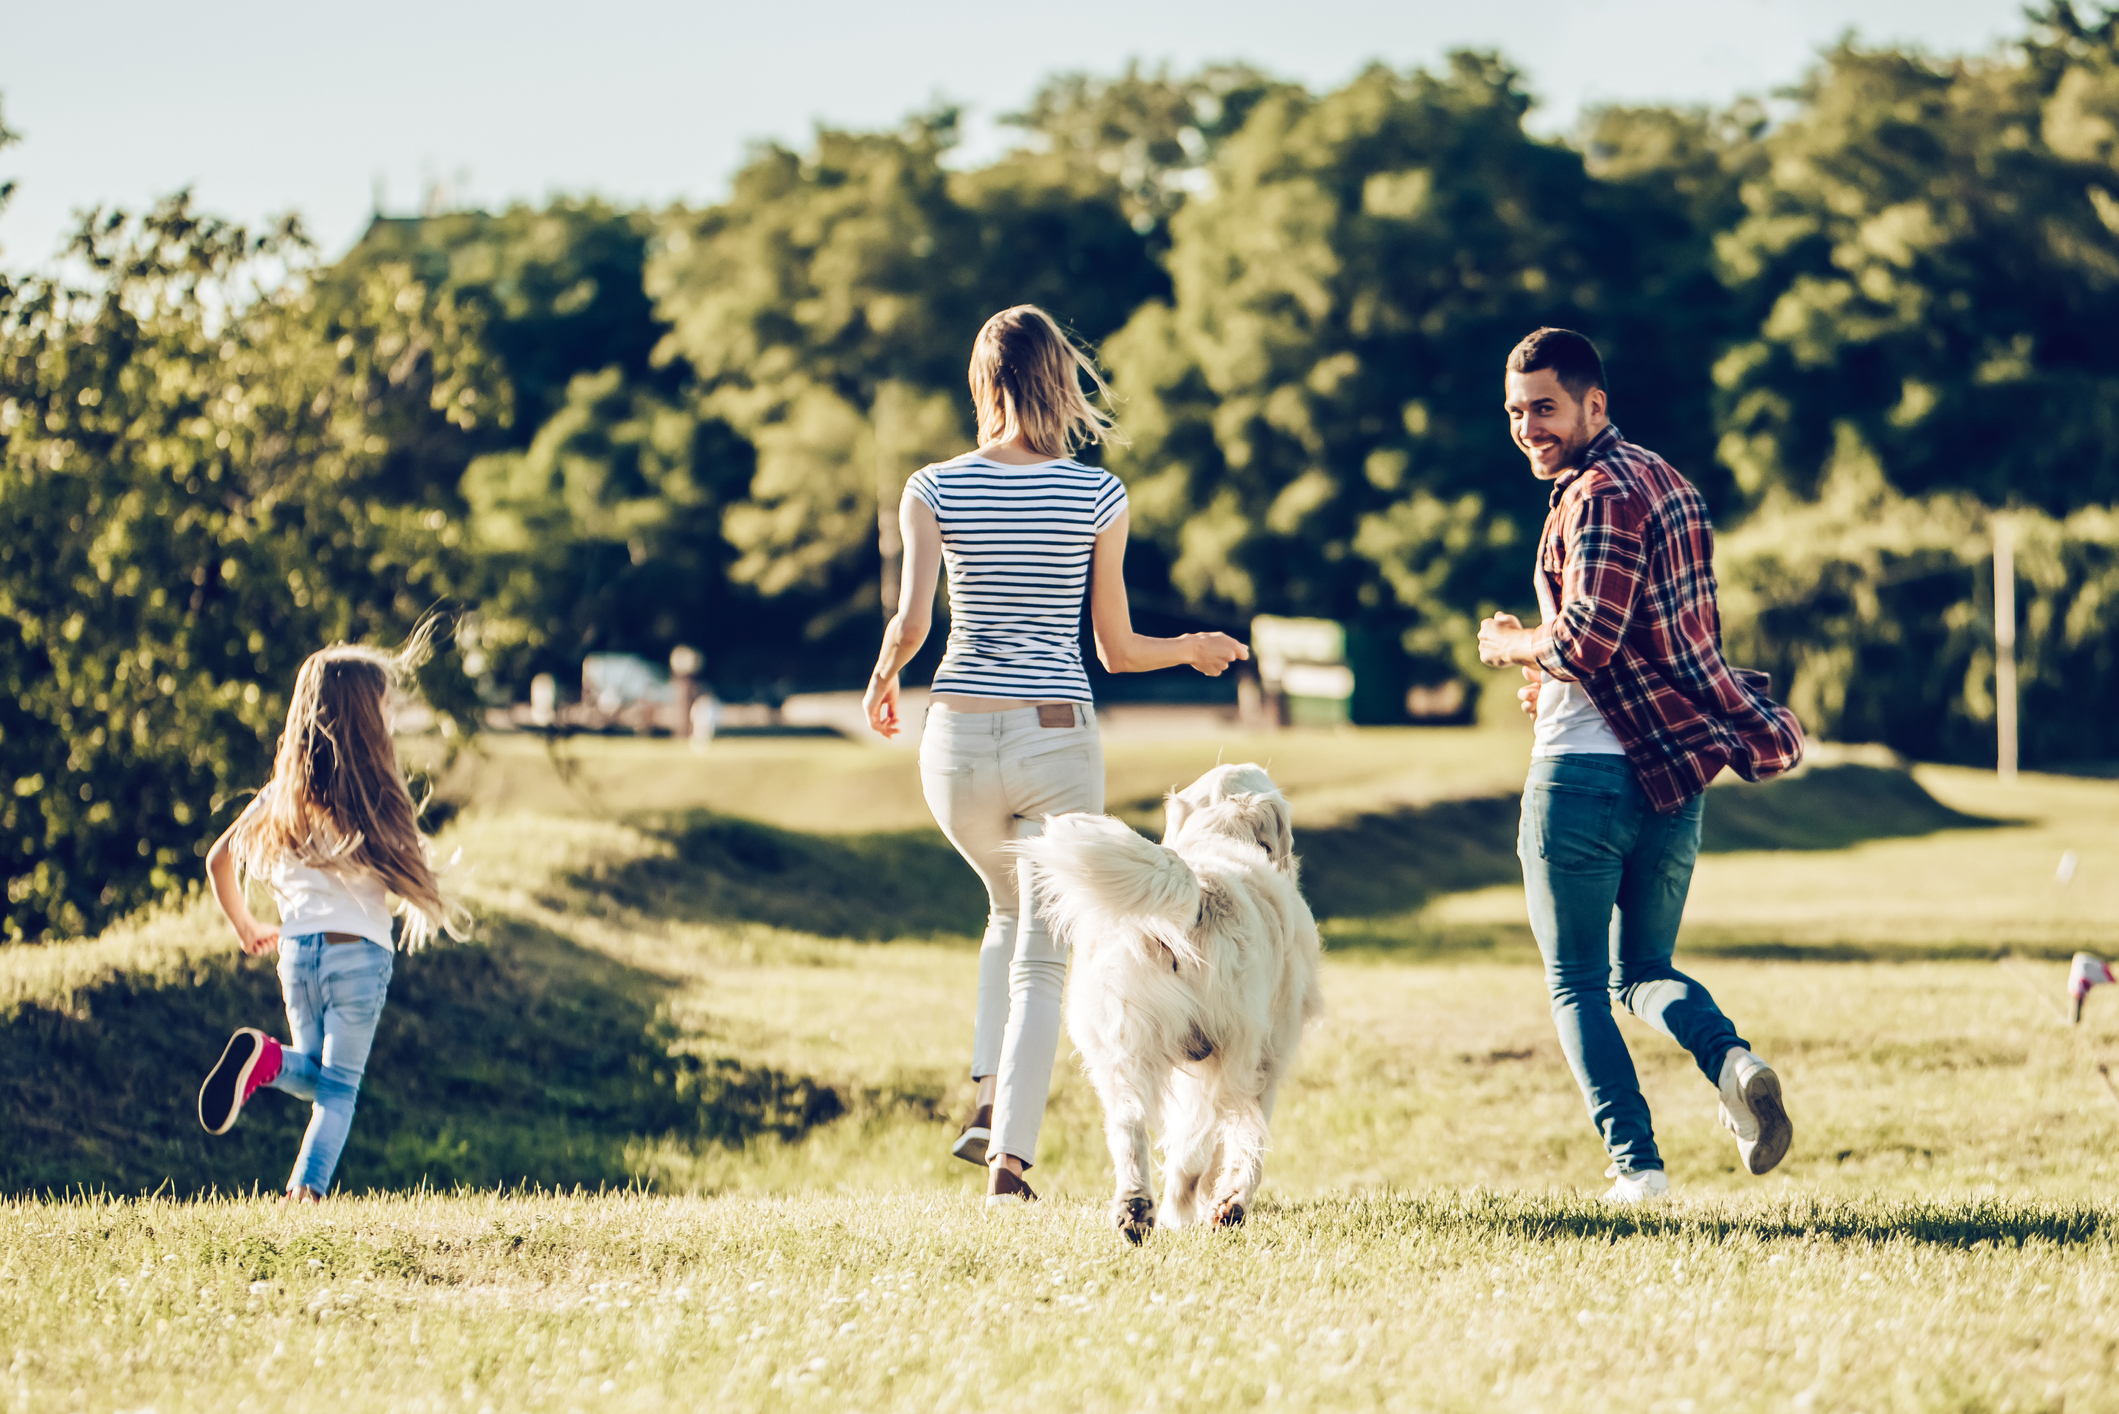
left=1531, top=424, right=1804, bottom=813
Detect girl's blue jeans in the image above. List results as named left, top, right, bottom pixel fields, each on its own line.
left=268, top=935, right=393, bottom=1193
left=1518, top=754, right=1745, bottom=1175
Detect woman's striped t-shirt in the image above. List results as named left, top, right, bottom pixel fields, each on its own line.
left=905, top=454, right=1128, bottom=703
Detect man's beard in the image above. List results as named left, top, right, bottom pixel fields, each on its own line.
left=1525, top=409, right=1593, bottom=477
left=1554, top=409, right=1593, bottom=470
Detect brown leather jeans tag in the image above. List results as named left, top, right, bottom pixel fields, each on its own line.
left=1037, top=704, right=1076, bottom=728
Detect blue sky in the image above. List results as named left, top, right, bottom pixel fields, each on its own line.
left=0, top=0, right=2033, bottom=266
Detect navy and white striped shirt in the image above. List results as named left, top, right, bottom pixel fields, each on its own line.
left=906, top=454, right=1128, bottom=703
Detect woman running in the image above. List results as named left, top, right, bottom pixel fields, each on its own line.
left=196, top=623, right=464, bottom=1201
left=862, top=305, right=1247, bottom=1209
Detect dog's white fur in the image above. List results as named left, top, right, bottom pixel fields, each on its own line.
left=1012, top=764, right=1323, bottom=1242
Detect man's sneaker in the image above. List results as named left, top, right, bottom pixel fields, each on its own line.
left=1602, top=1166, right=1670, bottom=1204
left=951, top=1105, right=993, bottom=1167
left=984, top=1166, right=1039, bottom=1213
left=1718, top=1048, right=1792, bottom=1175
left=2068, top=953, right=2115, bottom=1023
left=199, top=1029, right=281, bottom=1135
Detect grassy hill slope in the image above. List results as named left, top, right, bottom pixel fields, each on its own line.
left=5, top=727, right=2115, bottom=1201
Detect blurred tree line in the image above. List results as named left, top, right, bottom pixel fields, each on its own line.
left=12, top=4, right=2119, bottom=935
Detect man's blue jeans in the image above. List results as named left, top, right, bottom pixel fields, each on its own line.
left=1518, top=754, right=1744, bottom=1175
left=269, top=935, right=393, bottom=1193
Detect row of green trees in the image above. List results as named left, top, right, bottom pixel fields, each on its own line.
left=12, top=4, right=2119, bottom=937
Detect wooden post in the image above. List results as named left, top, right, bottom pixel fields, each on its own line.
left=1994, top=517, right=2017, bottom=781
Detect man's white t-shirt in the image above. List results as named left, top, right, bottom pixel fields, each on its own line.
left=1531, top=678, right=1626, bottom=758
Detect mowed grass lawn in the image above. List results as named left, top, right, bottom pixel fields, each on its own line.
left=8, top=715, right=2119, bottom=1410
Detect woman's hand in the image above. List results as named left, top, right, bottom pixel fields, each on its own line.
left=1184, top=632, right=1250, bottom=677
left=239, top=922, right=281, bottom=957
left=864, top=674, right=903, bottom=740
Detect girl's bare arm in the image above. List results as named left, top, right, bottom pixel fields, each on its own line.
left=205, top=821, right=279, bottom=955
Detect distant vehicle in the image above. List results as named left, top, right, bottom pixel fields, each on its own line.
left=582, top=653, right=676, bottom=712
left=1251, top=616, right=1354, bottom=728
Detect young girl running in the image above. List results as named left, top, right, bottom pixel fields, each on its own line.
left=862, top=305, right=1247, bottom=1209
left=195, top=625, right=462, bottom=1202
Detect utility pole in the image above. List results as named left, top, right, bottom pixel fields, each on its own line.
left=1994, top=516, right=2018, bottom=782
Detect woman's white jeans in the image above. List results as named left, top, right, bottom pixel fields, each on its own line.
left=920, top=701, right=1104, bottom=1167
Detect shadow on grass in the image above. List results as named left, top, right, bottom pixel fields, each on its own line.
left=1307, top=1190, right=2113, bottom=1248
left=1700, top=763, right=2003, bottom=852
left=1306, top=764, right=2015, bottom=961
left=573, top=766, right=1996, bottom=953
left=578, top=811, right=988, bottom=941
left=1299, top=763, right=2004, bottom=927
left=0, top=917, right=842, bottom=1199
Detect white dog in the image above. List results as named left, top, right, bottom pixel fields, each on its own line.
left=1013, top=764, right=1323, bottom=1243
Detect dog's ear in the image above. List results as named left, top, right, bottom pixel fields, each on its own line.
left=1162, top=791, right=1195, bottom=846
left=1239, top=795, right=1292, bottom=868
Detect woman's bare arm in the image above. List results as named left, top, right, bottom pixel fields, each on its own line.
left=863, top=494, right=945, bottom=739
left=1088, top=510, right=1248, bottom=676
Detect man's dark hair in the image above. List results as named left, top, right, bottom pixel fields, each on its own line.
left=1506, top=327, right=1605, bottom=399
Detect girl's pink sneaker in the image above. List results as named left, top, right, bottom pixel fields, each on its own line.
left=2068, top=953, right=2115, bottom=1024
left=198, top=1029, right=283, bottom=1134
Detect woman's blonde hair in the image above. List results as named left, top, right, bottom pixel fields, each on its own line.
left=969, top=305, right=1123, bottom=456
left=228, top=618, right=465, bottom=949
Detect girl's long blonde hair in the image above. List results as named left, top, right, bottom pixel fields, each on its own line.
left=228, top=619, right=465, bottom=949
left=969, top=305, right=1123, bottom=456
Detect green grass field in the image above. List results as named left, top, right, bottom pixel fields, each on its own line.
left=7, top=712, right=2119, bottom=1410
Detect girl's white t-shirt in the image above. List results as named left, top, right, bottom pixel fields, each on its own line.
left=243, top=787, right=397, bottom=947
left=265, top=859, right=396, bottom=948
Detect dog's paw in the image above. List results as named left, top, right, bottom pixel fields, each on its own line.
left=1113, top=1196, right=1156, bottom=1245
left=1211, top=1196, right=1247, bottom=1228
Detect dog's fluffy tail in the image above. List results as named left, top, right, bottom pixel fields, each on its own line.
left=1014, top=813, right=1204, bottom=963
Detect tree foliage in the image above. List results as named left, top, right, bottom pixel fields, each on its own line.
left=459, top=367, right=759, bottom=679
left=1101, top=56, right=1739, bottom=681
left=647, top=119, right=981, bottom=629
left=998, top=63, right=1291, bottom=239
left=1715, top=14, right=2119, bottom=512
left=341, top=200, right=670, bottom=436
left=647, top=106, right=1177, bottom=633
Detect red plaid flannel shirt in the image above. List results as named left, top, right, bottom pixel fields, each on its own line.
left=1531, top=425, right=1804, bottom=812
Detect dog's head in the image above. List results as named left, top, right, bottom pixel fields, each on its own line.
left=1163, top=763, right=1293, bottom=870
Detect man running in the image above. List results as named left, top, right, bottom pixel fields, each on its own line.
left=1476, top=327, right=1805, bottom=1203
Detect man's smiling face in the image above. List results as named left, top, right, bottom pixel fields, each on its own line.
left=1504, top=367, right=1606, bottom=480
